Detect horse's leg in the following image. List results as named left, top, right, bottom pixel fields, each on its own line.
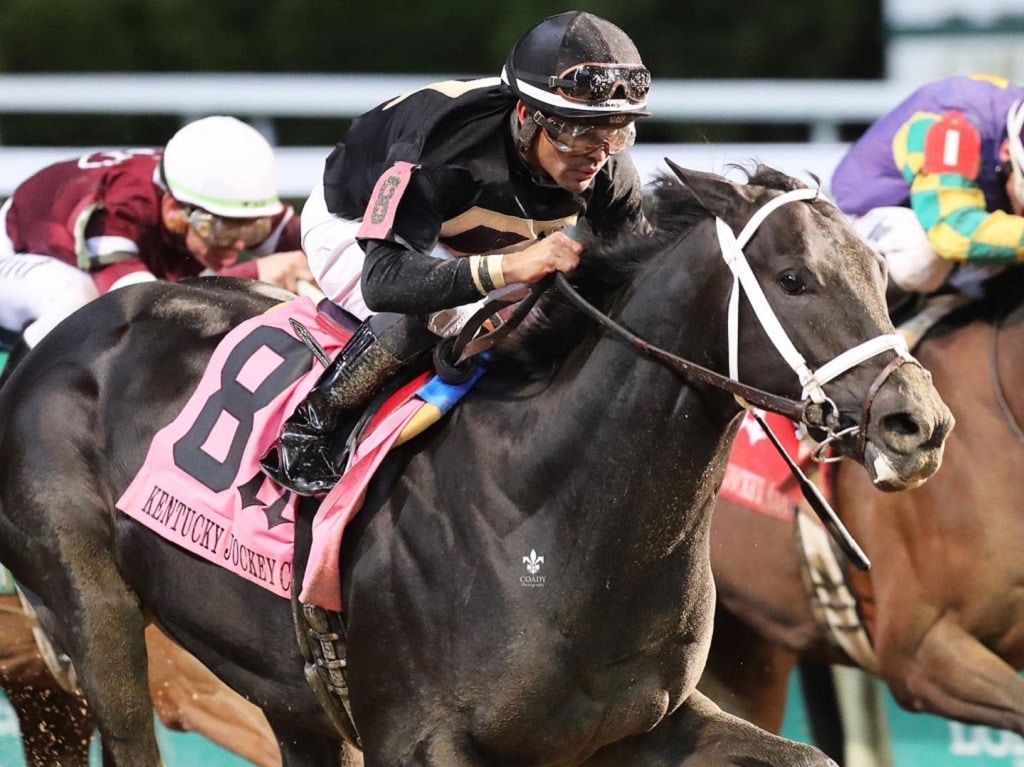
left=145, top=625, right=282, bottom=767
left=798, top=659, right=845, bottom=761
left=584, top=690, right=836, bottom=767
left=45, top=556, right=160, bottom=766
left=698, top=603, right=799, bottom=733
left=270, top=720, right=341, bottom=767
left=884, top=612, right=1024, bottom=735
left=0, top=595, right=93, bottom=767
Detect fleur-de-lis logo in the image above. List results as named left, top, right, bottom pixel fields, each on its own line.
left=523, top=550, right=544, bottom=574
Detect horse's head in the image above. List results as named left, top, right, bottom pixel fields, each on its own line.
left=656, top=160, right=953, bottom=491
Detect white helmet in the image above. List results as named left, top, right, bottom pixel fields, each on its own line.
left=1006, top=100, right=1024, bottom=206
left=161, top=116, right=283, bottom=218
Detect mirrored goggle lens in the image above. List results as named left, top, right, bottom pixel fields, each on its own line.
left=551, top=64, right=651, bottom=104
left=188, top=210, right=273, bottom=248
left=536, top=114, right=636, bottom=155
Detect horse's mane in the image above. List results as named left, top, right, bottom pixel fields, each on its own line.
left=576, top=163, right=814, bottom=292
left=494, top=163, right=812, bottom=376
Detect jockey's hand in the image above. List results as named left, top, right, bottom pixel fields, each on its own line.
left=500, top=231, right=583, bottom=285
left=254, top=251, right=316, bottom=294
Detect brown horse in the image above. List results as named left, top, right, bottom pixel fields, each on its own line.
left=701, top=279, right=1024, bottom=742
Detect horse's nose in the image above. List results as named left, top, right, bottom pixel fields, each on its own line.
left=876, top=401, right=954, bottom=453
left=864, top=364, right=954, bottom=490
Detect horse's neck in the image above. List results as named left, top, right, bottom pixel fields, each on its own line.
left=507, top=301, right=738, bottom=557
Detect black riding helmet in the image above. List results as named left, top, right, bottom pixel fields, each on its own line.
left=501, top=11, right=651, bottom=125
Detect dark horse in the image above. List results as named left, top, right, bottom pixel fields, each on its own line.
left=702, top=275, right=1024, bottom=745
left=0, top=164, right=953, bottom=766
left=0, top=340, right=281, bottom=767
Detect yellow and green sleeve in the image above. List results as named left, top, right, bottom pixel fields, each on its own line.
left=893, top=113, right=1024, bottom=263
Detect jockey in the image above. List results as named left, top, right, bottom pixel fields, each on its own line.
left=831, top=74, right=1024, bottom=300
left=262, top=10, right=654, bottom=496
left=0, top=115, right=311, bottom=349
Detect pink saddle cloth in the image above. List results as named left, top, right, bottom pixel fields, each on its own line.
left=116, top=297, right=439, bottom=611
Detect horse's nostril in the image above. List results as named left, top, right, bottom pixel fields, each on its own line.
left=928, top=412, right=955, bottom=448
left=881, top=412, right=923, bottom=439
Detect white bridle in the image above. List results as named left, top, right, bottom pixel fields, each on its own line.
left=714, top=187, right=913, bottom=421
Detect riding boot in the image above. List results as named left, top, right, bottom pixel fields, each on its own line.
left=261, top=312, right=437, bottom=496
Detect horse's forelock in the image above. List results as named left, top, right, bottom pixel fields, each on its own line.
left=648, top=163, right=819, bottom=230
left=647, top=174, right=706, bottom=233
left=743, top=164, right=815, bottom=193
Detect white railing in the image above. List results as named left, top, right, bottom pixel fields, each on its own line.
left=0, top=73, right=905, bottom=137
left=0, top=74, right=898, bottom=196
left=0, top=143, right=852, bottom=201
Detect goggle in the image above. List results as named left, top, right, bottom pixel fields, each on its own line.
left=548, top=63, right=651, bottom=105
left=186, top=208, right=273, bottom=248
left=533, top=112, right=636, bottom=156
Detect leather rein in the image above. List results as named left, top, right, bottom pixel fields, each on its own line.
left=549, top=272, right=806, bottom=420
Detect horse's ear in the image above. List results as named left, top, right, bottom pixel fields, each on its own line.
left=663, top=158, right=758, bottom=219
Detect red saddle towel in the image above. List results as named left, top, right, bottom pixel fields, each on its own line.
left=720, top=411, right=829, bottom=519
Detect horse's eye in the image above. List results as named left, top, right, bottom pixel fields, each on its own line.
left=778, top=271, right=805, bottom=295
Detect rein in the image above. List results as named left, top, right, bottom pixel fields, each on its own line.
left=554, top=272, right=870, bottom=570
left=552, top=273, right=805, bottom=420
left=552, top=188, right=913, bottom=443
left=991, top=308, right=1024, bottom=447
left=443, top=188, right=921, bottom=571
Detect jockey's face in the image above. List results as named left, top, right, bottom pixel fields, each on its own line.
left=518, top=102, right=623, bottom=195
left=183, top=226, right=247, bottom=271
left=160, top=194, right=252, bottom=271
left=538, top=132, right=610, bottom=195
left=999, top=138, right=1024, bottom=215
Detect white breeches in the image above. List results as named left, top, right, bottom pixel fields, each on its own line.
left=300, top=183, right=488, bottom=336
left=0, top=251, right=98, bottom=349
left=301, top=183, right=372, bottom=320
left=853, top=206, right=1001, bottom=298
left=0, top=200, right=157, bottom=348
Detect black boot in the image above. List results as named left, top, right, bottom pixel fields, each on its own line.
left=261, top=313, right=436, bottom=496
